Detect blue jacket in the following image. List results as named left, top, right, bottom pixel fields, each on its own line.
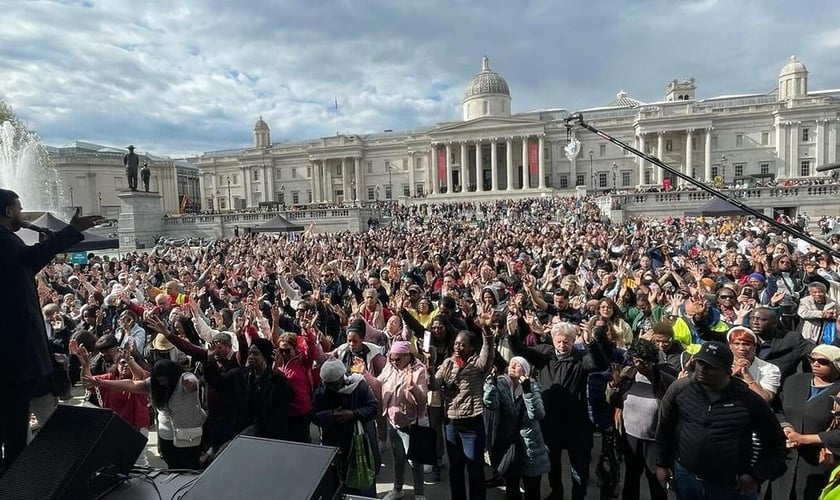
left=484, top=376, right=550, bottom=477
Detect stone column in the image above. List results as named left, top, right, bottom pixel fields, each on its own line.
left=445, top=143, right=453, bottom=194
left=817, top=120, right=826, bottom=173
left=570, top=130, right=578, bottom=186
left=490, top=139, right=498, bottom=192
left=240, top=166, right=250, bottom=208
left=341, top=158, right=349, bottom=203
left=637, top=134, right=646, bottom=184
left=323, top=160, right=333, bottom=202
left=354, top=157, right=363, bottom=202
left=685, top=129, right=694, bottom=180
left=430, top=145, right=438, bottom=195
left=538, top=135, right=545, bottom=189
left=506, top=138, right=514, bottom=190
left=521, top=136, right=529, bottom=189
left=460, top=142, right=468, bottom=192
left=830, top=120, right=838, bottom=164
left=704, top=128, right=712, bottom=182
left=310, top=161, right=318, bottom=202
left=656, top=132, right=665, bottom=184
left=408, top=152, right=416, bottom=196
left=475, top=140, right=483, bottom=192
left=789, top=122, right=800, bottom=177
left=776, top=121, right=787, bottom=178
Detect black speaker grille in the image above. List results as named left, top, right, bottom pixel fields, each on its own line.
left=0, top=405, right=146, bottom=500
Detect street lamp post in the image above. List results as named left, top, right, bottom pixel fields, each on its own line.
left=279, top=185, right=285, bottom=209
left=375, top=185, right=380, bottom=202
left=720, top=154, right=727, bottom=185
left=350, top=179, right=357, bottom=206
left=226, top=176, right=232, bottom=212
left=97, top=192, right=102, bottom=214
left=612, top=162, right=618, bottom=191
left=69, top=186, right=74, bottom=207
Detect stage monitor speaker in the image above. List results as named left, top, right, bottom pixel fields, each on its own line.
left=181, top=436, right=341, bottom=500
left=0, top=404, right=147, bottom=500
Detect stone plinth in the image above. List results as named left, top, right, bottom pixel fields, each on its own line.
left=117, top=191, right=164, bottom=249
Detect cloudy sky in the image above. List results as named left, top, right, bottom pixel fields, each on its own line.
left=1, top=0, right=838, bottom=157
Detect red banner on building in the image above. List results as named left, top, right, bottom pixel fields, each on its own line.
left=528, top=140, right=538, bottom=175
left=437, top=146, right=447, bottom=181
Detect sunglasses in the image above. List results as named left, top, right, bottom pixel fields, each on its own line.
left=808, top=356, right=833, bottom=367
left=719, top=295, right=735, bottom=300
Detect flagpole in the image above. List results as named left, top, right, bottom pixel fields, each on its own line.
left=334, top=97, right=339, bottom=136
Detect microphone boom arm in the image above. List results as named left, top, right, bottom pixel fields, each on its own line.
left=565, top=113, right=840, bottom=259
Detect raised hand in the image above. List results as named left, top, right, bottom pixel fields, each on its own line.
left=69, top=207, right=105, bottom=232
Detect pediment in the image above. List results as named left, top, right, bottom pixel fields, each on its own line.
left=430, top=116, right=545, bottom=137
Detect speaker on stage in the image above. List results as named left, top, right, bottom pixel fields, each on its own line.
left=181, top=436, right=341, bottom=500
left=0, top=404, right=147, bottom=500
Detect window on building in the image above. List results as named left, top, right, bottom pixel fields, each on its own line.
left=217, top=175, right=224, bottom=185
left=367, top=161, right=373, bottom=173
left=711, top=136, right=718, bottom=149
left=278, top=192, right=285, bottom=204
left=711, top=166, right=719, bottom=178
left=306, top=190, right=312, bottom=203
left=415, top=157, right=423, bottom=170
left=306, top=166, right=311, bottom=178
left=621, top=171, right=631, bottom=187
left=545, top=175, right=552, bottom=188
left=544, top=147, right=550, bottom=160
left=735, top=134, right=744, bottom=147
left=599, top=144, right=606, bottom=157
left=253, top=170, right=259, bottom=181
left=598, top=172, right=607, bottom=188
left=734, top=163, right=744, bottom=177
left=760, top=162, right=770, bottom=175
left=559, top=175, right=569, bottom=189
left=367, top=186, right=375, bottom=200
left=252, top=192, right=262, bottom=203
left=291, top=191, right=299, bottom=204
left=416, top=184, right=424, bottom=196
left=384, top=160, right=391, bottom=173
left=666, top=139, right=673, bottom=152
left=576, top=174, right=585, bottom=187
left=291, top=167, right=298, bottom=179
left=761, top=132, right=769, bottom=145
left=232, top=174, right=238, bottom=185
left=402, top=184, right=410, bottom=197
left=402, top=159, right=408, bottom=170
left=336, top=164, right=342, bottom=176
left=644, top=170, right=652, bottom=184
left=800, top=160, right=811, bottom=177
left=385, top=185, right=393, bottom=199
left=802, top=128, right=810, bottom=142
left=219, top=198, right=227, bottom=210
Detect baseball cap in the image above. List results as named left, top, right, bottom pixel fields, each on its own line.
left=693, top=341, right=734, bottom=369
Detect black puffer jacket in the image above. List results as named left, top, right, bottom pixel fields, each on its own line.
left=654, top=375, right=786, bottom=485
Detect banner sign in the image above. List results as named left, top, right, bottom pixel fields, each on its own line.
left=528, top=140, right=539, bottom=175
left=437, top=146, right=447, bottom=182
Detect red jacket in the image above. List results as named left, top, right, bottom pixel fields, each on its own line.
left=276, top=329, right=320, bottom=417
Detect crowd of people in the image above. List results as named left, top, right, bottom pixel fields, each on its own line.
left=7, top=188, right=840, bottom=499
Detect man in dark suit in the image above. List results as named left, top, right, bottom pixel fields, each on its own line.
left=0, top=189, right=102, bottom=471
left=751, top=306, right=814, bottom=384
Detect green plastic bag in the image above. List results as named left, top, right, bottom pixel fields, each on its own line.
left=345, top=421, right=375, bottom=490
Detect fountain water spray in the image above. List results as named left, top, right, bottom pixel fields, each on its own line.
left=0, top=119, right=64, bottom=212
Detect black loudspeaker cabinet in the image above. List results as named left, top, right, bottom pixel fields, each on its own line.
left=0, top=404, right=147, bottom=500
left=181, top=436, right=341, bottom=500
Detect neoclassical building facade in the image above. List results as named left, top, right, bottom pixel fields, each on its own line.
left=194, top=55, right=840, bottom=210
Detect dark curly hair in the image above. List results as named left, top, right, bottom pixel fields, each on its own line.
left=626, top=338, right=659, bottom=363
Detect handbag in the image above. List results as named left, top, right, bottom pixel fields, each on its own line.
left=345, top=420, right=376, bottom=490
left=823, top=321, right=837, bottom=346
left=173, top=427, right=203, bottom=449
left=407, top=417, right=437, bottom=465
left=819, top=391, right=840, bottom=468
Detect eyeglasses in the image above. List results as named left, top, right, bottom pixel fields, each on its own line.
left=719, top=295, right=735, bottom=300
left=808, top=356, right=833, bottom=367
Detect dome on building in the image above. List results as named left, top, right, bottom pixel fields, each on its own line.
left=254, top=116, right=270, bottom=131
left=607, top=90, right=644, bottom=108
left=779, top=56, right=807, bottom=77
left=463, top=56, right=510, bottom=101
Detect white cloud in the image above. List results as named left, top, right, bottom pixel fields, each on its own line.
left=0, top=0, right=836, bottom=157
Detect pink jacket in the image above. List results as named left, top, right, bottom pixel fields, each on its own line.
left=377, top=360, right=428, bottom=429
